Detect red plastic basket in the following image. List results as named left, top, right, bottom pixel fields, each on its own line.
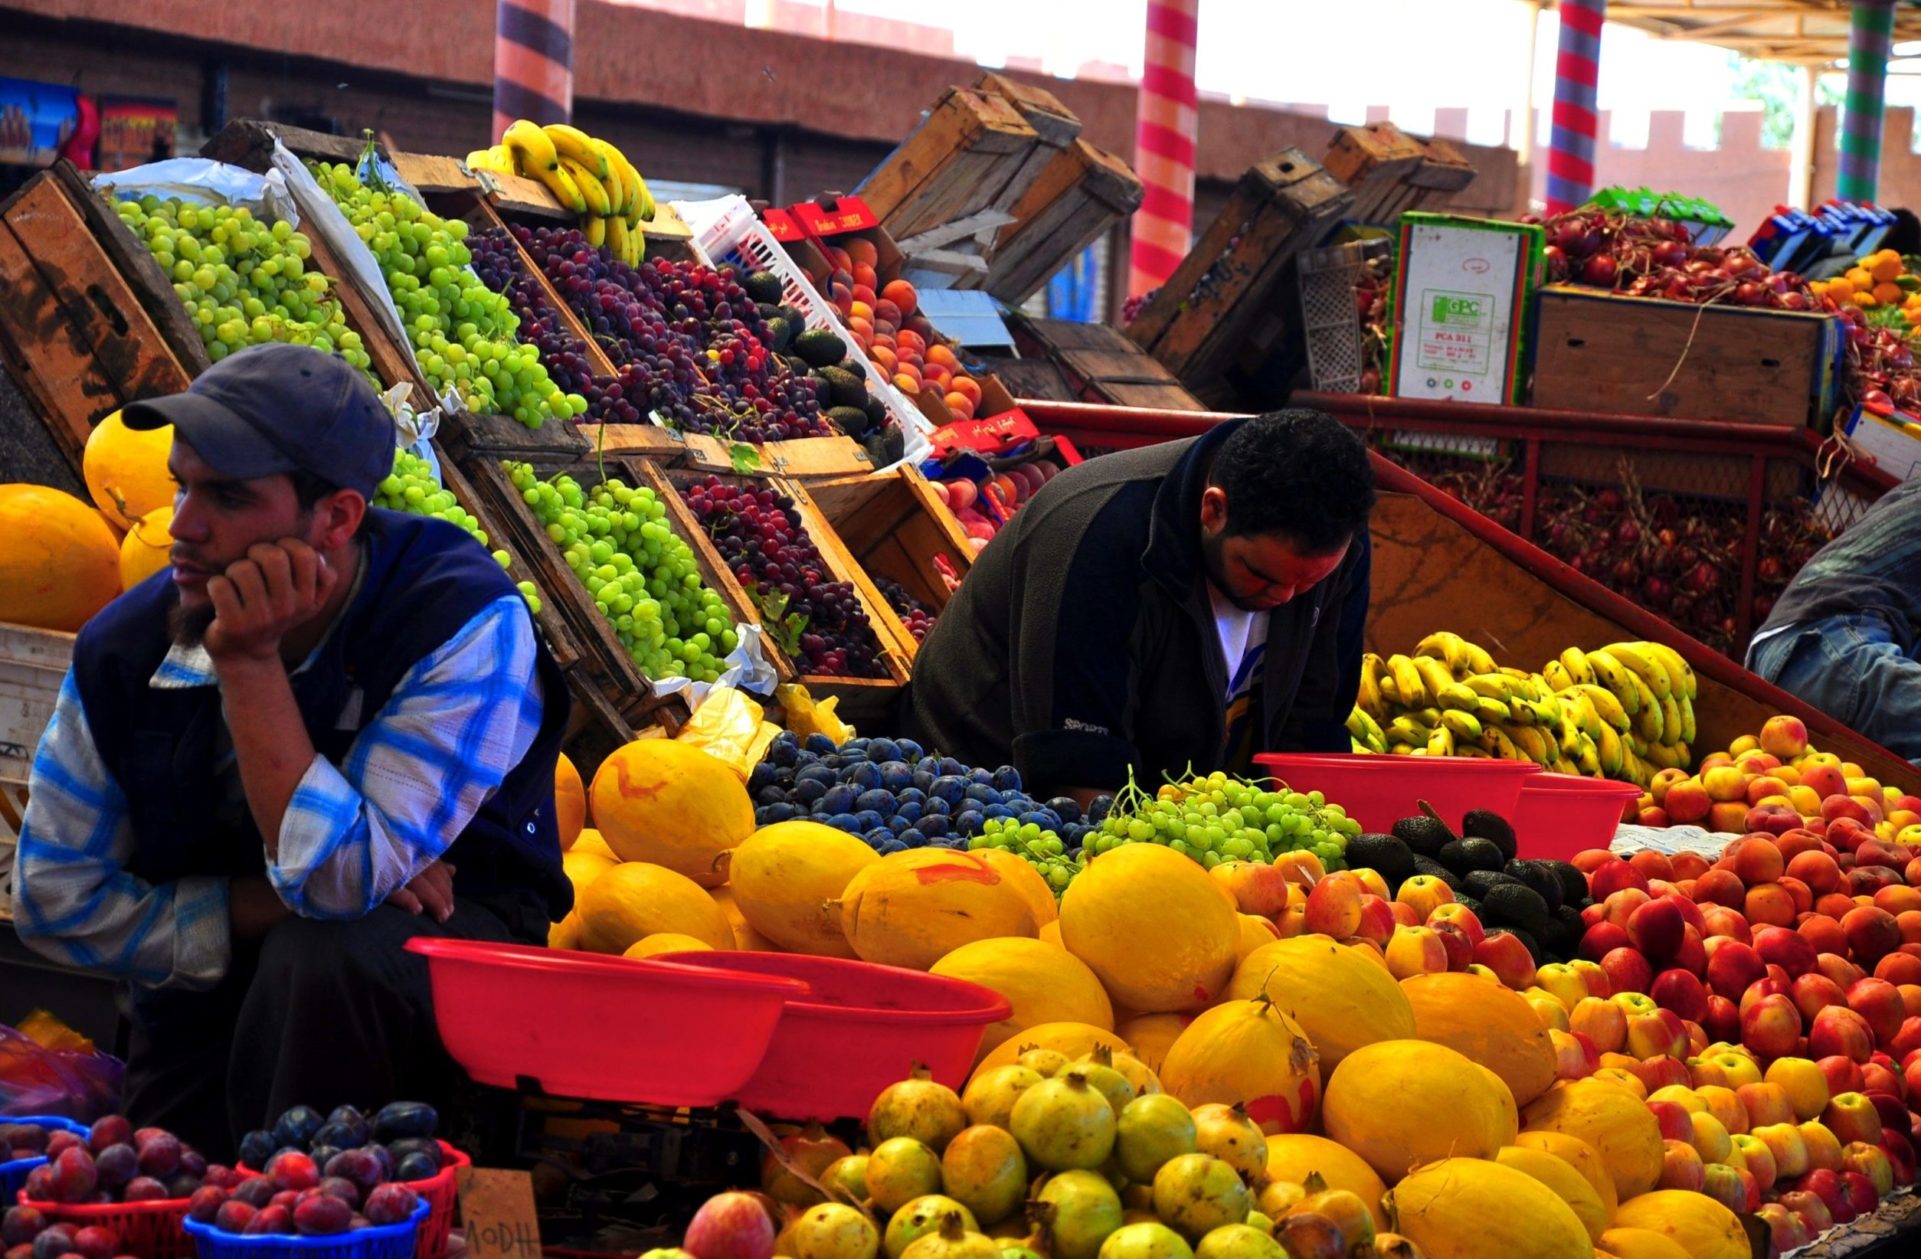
left=1511, top=773, right=1643, bottom=863
left=405, top=938, right=807, bottom=1106
left=1254, top=752, right=1543, bottom=835
left=655, top=951, right=1011, bottom=1122
left=238, top=1142, right=465, bottom=1259
left=14, top=1191, right=195, bottom=1259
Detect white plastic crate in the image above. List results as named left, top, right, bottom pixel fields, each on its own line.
left=0, top=623, right=71, bottom=905
left=674, top=196, right=934, bottom=462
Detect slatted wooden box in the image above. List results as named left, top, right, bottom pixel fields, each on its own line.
left=858, top=88, right=1045, bottom=241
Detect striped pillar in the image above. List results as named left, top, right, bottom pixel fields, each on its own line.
left=1839, top=0, right=1897, bottom=203
left=1544, top=0, right=1605, bottom=215
left=493, top=0, right=575, bottom=140
left=1128, top=0, right=1200, bottom=297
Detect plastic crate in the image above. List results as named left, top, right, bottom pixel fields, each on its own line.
left=181, top=1198, right=428, bottom=1259
left=237, top=1142, right=465, bottom=1259
left=0, top=1115, right=90, bottom=1202
left=19, top=1193, right=196, bottom=1259
left=673, top=196, right=933, bottom=460
left=1296, top=240, right=1387, bottom=393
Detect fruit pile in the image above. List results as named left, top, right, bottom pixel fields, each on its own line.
left=237, top=1101, right=443, bottom=1185
left=1809, top=248, right=1917, bottom=320
left=13, top=1116, right=216, bottom=1206
left=682, top=476, right=887, bottom=678
left=471, top=120, right=654, bottom=267
left=509, top=462, right=737, bottom=682
left=1084, top=771, right=1358, bottom=873
left=874, top=577, right=936, bottom=643
left=112, top=196, right=370, bottom=372
left=1538, top=208, right=1816, bottom=312
left=813, top=244, right=992, bottom=424
left=308, top=160, right=580, bottom=428
left=931, top=461, right=1063, bottom=553
left=1349, top=632, right=1696, bottom=787
left=375, top=449, right=542, bottom=614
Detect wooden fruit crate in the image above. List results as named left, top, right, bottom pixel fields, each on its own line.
left=791, top=467, right=973, bottom=661
left=1530, top=287, right=1845, bottom=430
left=0, top=621, right=72, bottom=848
left=1009, top=314, right=1208, bottom=412
left=656, top=467, right=909, bottom=717
left=857, top=87, right=1045, bottom=242
left=0, top=164, right=196, bottom=474
left=970, top=73, right=1081, bottom=226
left=1322, top=122, right=1480, bottom=229
left=1124, top=149, right=1353, bottom=405
left=970, top=138, right=1142, bottom=304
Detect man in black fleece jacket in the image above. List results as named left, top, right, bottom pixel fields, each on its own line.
left=903, top=410, right=1375, bottom=805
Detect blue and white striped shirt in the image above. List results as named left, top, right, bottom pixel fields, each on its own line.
left=10, top=594, right=546, bottom=991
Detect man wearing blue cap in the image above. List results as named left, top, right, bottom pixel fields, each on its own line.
left=13, top=344, right=574, bottom=1155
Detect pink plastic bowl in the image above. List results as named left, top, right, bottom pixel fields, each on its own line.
left=1254, top=752, right=1543, bottom=835
left=1510, top=773, right=1643, bottom=862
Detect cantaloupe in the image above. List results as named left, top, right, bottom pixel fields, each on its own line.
left=1494, top=1145, right=1609, bottom=1242
left=707, top=884, right=778, bottom=951
left=1225, top=936, right=1416, bottom=1072
left=1402, top=972, right=1558, bottom=1106
left=589, top=740, right=753, bottom=886
left=1384, top=1158, right=1594, bottom=1258
left=973, top=849, right=1058, bottom=927
left=1115, top=1013, right=1192, bottom=1077
left=727, top=819, right=878, bottom=956
left=1060, top=845, right=1236, bottom=1012
left=1609, top=1192, right=1746, bottom=1259
left=1157, top=997, right=1319, bottom=1134
left=1322, top=1040, right=1517, bottom=1183
left=840, top=849, right=1039, bottom=969
left=931, top=937, right=1112, bottom=1061
left=1596, top=1229, right=1691, bottom=1259
left=1522, top=1078, right=1665, bottom=1202
left=576, top=861, right=737, bottom=954
left=0, top=484, right=122, bottom=631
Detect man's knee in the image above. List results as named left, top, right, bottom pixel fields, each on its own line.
left=254, top=906, right=424, bottom=990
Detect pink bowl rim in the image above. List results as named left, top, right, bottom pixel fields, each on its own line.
left=655, top=950, right=1013, bottom=1026
left=405, top=937, right=810, bottom=998
left=1519, top=773, right=1644, bottom=798
left=1253, top=753, right=1546, bottom=775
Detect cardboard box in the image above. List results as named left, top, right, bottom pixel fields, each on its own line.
left=1386, top=213, right=1542, bottom=406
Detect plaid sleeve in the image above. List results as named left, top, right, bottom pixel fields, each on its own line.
left=12, top=673, right=232, bottom=989
left=267, top=595, right=547, bottom=919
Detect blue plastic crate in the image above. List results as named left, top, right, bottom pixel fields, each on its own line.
left=182, top=1199, right=428, bottom=1259
left=0, top=1115, right=92, bottom=1202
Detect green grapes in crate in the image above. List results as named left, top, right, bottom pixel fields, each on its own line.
left=507, top=462, right=739, bottom=683
left=1084, top=769, right=1359, bottom=871
left=376, top=449, right=542, bottom=613
left=308, top=161, right=585, bottom=429
left=968, top=818, right=1083, bottom=897
left=115, top=196, right=370, bottom=370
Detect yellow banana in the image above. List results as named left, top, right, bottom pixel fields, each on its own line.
left=1437, top=682, right=1480, bottom=712
left=1678, top=695, right=1697, bottom=745
left=1440, top=709, right=1483, bottom=742
left=1585, top=649, right=1641, bottom=715
left=1646, top=641, right=1697, bottom=701
left=1596, top=724, right=1624, bottom=776
left=1559, top=645, right=1597, bottom=687
left=1658, top=693, right=1683, bottom=747
left=1416, top=631, right=1471, bottom=677
left=1604, top=641, right=1675, bottom=702
left=466, top=145, right=517, bottom=174
left=1426, top=726, right=1456, bottom=758
left=1388, top=655, right=1428, bottom=709
left=503, top=119, right=559, bottom=174
left=1635, top=692, right=1665, bottom=744
left=588, top=138, right=637, bottom=216
left=604, top=215, right=629, bottom=262
left=1473, top=696, right=1512, bottom=726
left=1388, top=715, right=1434, bottom=746
left=1347, top=707, right=1387, bottom=751
left=1556, top=718, right=1581, bottom=759
left=1455, top=743, right=1491, bottom=759
left=1411, top=656, right=1457, bottom=703
left=1566, top=691, right=1604, bottom=741
left=543, top=123, right=610, bottom=180
left=1572, top=683, right=1630, bottom=731
left=1542, top=660, right=1574, bottom=693
left=1465, top=674, right=1521, bottom=702
left=583, top=215, right=607, bottom=248
left=557, top=156, right=612, bottom=216
left=1506, top=697, right=1537, bottom=727
left=1646, top=741, right=1687, bottom=771
left=1506, top=723, right=1551, bottom=766
left=1390, top=742, right=1417, bottom=757
left=532, top=160, right=587, bottom=213
left=1358, top=654, right=1387, bottom=715
left=1482, top=726, right=1523, bottom=762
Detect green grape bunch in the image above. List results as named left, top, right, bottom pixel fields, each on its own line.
left=506, top=461, right=740, bottom=683
left=308, top=162, right=586, bottom=430
left=969, top=818, right=1083, bottom=897
left=114, top=195, right=371, bottom=372
left=375, top=449, right=542, bottom=614
left=1084, top=769, right=1360, bottom=871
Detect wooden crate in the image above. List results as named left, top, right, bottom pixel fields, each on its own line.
left=1009, top=314, right=1208, bottom=411
left=656, top=467, right=909, bottom=718
left=1124, top=149, right=1353, bottom=402
left=1530, top=287, right=1844, bottom=429
left=791, top=467, right=973, bottom=660
left=970, top=72, right=1081, bottom=229
left=0, top=166, right=196, bottom=472
left=1322, top=122, right=1480, bottom=227
left=0, top=622, right=72, bottom=847
left=971, top=138, right=1142, bottom=304
left=858, top=88, right=1044, bottom=241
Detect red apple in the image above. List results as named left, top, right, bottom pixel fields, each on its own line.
left=1820, top=1054, right=1867, bottom=1097
left=1634, top=1054, right=1694, bottom=1093
left=1866, top=1089, right=1908, bottom=1129
left=1652, top=967, right=1710, bottom=1022
left=1847, top=977, right=1906, bottom=1047
left=1428, top=919, right=1476, bottom=972
left=1674, top=925, right=1708, bottom=977
left=1811, top=1006, right=1877, bottom=1063
left=1746, top=803, right=1803, bottom=836
left=1703, top=993, right=1742, bottom=1045
left=1778, top=1187, right=1834, bottom=1234
left=1699, top=1161, right=1746, bottom=1211
left=1602, top=946, right=1655, bottom=996
left=1706, top=939, right=1767, bottom=1001
left=1473, top=932, right=1536, bottom=990
left=1822, top=1091, right=1886, bottom=1146
left=1844, top=906, right=1903, bottom=966
left=1739, top=1081, right=1798, bottom=1128
left=1755, top=924, right=1819, bottom=978
left=1755, top=1203, right=1811, bottom=1256
left=1744, top=993, right=1805, bottom=1060
left=1882, top=1128, right=1917, bottom=1187
left=1659, top=1139, right=1707, bottom=1192
left=1840, top=1168, right=1879, bottom=1219
left=1795, top=1167, right=1854, bottom=1223
left=1647, top=1099, right=1694, bottom=1142
left=1579, top=921, right=1631, bottom=962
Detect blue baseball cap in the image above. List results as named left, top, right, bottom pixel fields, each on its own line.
left=122, top=343, right=395, bottom=500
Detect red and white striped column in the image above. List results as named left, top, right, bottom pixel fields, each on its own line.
left=1544, top=0, right=1605, bottom=215
left=1128, top=0, right=1200, bottom=298
left=493, top=0, right=576, bottom=139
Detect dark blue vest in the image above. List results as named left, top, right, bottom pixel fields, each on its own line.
left=70, top=509, right=573, bottom=926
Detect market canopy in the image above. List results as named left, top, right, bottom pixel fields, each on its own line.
left=1598, top=0, right=1921, bottom=64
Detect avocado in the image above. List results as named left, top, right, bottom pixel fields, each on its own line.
left=765, top=317, right=797, bottom=353
left=1462, top=809, right=1518, bottom=862
left=1409, top=855, right=1463, bottom=893
left=862, top=396, right=889, bottom=429
left=1545, top=860, right=1590, bottom=908
left=1438, top=836, right=1505, bottom=877
left=1482, top=883, right=1551, bottom=940
left=1505, top=859, right=1565, bottom=914
left=864, top=427, right=905, bottom=467
left=743, top=271, right=784, bottom=305
left=1545, top=904, right=1585, bottom=958
left=1393, top=813, right=1456, bottom=859
left=1462, top=869, right=1521, bottom=902
left=794, top=327, right=848, bottom=369
left=827, top=406, right=874, bottom=438
left=782, top=354, right=812, bottom=375
left=1346, top=834, right=1414, bottom=884
left=817, top=365, right=869, bottom=409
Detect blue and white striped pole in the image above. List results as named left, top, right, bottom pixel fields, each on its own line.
left=1838, top=0, right=1897, bottom=203
left=1545, top=0, right=1605, bottom=214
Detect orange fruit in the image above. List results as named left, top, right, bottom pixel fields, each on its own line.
left=943, top=391, right=976, bottom=420
left=894, top=371, right=923, bottom=395
left=851, top=263, right=878, bottom=292
left=1871, top=253, right=1904, bottom=283
left=950, top=376, right=983, bottom=406
left=869, top=345, right=897, bottom=371
left=844, top=238, right=879, bottom=269
left=927, top=344, right=960, bottom=370
left=882, top=279, right=919, bottom=317
left=556, top=753, right=588, bottom=848
left=1874, top=282, right=1903, bottom=306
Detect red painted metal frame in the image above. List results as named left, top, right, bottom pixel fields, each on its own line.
left=1014, top=394, right=1916, bottom=785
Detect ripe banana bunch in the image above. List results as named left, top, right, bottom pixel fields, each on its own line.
left=470, top=120, right=656, bottom=267
left=1350, top=631, right=1698, bottom=789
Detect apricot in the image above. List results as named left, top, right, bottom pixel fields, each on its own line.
left=943, top=391, right=976, bottom=420
left=882, top=279, right=919, bottom=316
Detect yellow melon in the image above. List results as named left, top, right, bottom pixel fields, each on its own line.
left=1609, top=1193, right=1746, bottom=1259
left=83, top=410, right=174, bottom=530
left=1522, top=1078, right=1665, bottom=1201
left=589, top=740, right=753, bottom=885
left=973, top=849, right=1058, bottom=927
left=571, top=829, right=617, bottom=861
left=576, top=861, right=737, bottom=954
left=707, top=884, right=776, bottom=951
left=1384, top=1158, right=1594, bottom=1258
left=561, top=848, right=616, bottom=900
left=0, top=485, right=122, bottom=631
left=1262, top=1133, right=1387, bottom=1228
left=547, top=911, right=582, bottom=950
left=839, top=848, right=1039, bottom=969
left=1059, top=844, right=1237, bottom=1012
left=118, top=507, right=173, bottom=590
left=1597, top=1229, right=1692, bottom=1259
left=623, top=932, right=714, bottom=960
left=1225, top=935, right=1416, bottom=1072
left=1039, top=921, right=1064, bottom=948
left=1513, top=1130, right=1618, bottom=1219
left=1115, top=1013, right=1192, bottom=1077
left=1401, top=972, right=1557, bottom=1106
left=1157, top=996, right=1320, bottom=1134
left=1235, top=914, right=1279, bottom=960
left=970, top=1022, right=1132, bottom=1083
left=555, top=753, right=587, bottom=848
left=727, top=819, right=878, bottom=956
left=1322, top=1040, right=1517, bottom=1183
left=1495, top=1145, right=1609, bottom=1242
left=931, top=937, right=1113, bottom=1061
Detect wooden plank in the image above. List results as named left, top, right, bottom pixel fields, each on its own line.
left=972, top=72, right=1082, bottom=149
left=680, top=432, right=874, bottom=479
left=862, top=89, right=1044, bottom=241
left=803, top=467, right=972, bottom=629
left=1010, top=314, right=1208, bottom=411
left=200, top=119, right=371, bottom=171
left=781, top=476, right=923, bottom=666
left=979, top=139, right=1141, bottom=302
left=0, top=225, right=123, bottom=466
left=1322, top=122, right=1427, bottom=225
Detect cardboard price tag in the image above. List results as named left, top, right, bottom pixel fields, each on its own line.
left=456, top=1167, right=542, bottom=1259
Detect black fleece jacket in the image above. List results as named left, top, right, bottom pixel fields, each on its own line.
left=901, top=422, right=1370, bottom=792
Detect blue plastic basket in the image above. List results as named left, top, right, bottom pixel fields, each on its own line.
left=182, top=1199, right=429, bottom=1259
left=0, top=1115, right=92, bottom=1202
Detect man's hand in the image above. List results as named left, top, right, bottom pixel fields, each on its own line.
left=386, top=861, right=457, bottom=923
left=204, top=540, right=339, bottom=664
left=231, top=875, right=292, bottom=940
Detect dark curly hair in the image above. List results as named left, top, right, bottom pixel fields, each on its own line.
left=1207, top=409, right=1375, bottom=552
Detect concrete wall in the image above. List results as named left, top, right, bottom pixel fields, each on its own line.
left=1526, top=108, right=1793, bottom=233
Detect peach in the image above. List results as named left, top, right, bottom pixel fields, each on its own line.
left=1846, top=977, right=1906, bottom=1047
left=1762, top=715, right=1811, bottom=759
left=1844, top=906, right=1903, bottom=966
left=1666, top=780, right=1713, bottom=825
left=1810, top=1006, right=1876, bottom=1063
left=1629, top=849, right=1676, bottom=883
left=1746, top=883, right=1797, bottom=928
left=1701, top=906, right=1752, bottom=943
left=1787, top=848, right=1845, bottom=896
left=1803, top=764, right=1849, bottom=800
left=1749, top=776, right=1793, bottom=806
left=1740, top=1081, right=1799, bottom=1128
left=1875, top=885, right=1921, bottom=916
left=1711, top=802, right=1756, bottom=835
left=1672, top=851, right=1713, bottom=881
left=1693, top=869, right=1748, bottom=910
left=1705, top=766, right=1753, bottom=803
left=1819, top=1054, right=1866, bottom=1097
left=1728, top=836, right=1787, bottom=885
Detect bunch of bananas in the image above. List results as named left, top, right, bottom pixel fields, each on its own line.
left=1346, top=631, right=1699, bottom=788
left=469, top=120, right=655, bottom=266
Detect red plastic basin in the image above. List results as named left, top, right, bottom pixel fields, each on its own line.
left=1511, top=773, right=1643, bottom=863
left=1254, top=752, right=1543, bottom=835
left=406, top=938, right=806, bottom=1106
left=656, top=951, right=1012, bottom=1121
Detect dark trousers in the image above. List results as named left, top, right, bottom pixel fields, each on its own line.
left=123, top=897, right=539, bottom=1160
